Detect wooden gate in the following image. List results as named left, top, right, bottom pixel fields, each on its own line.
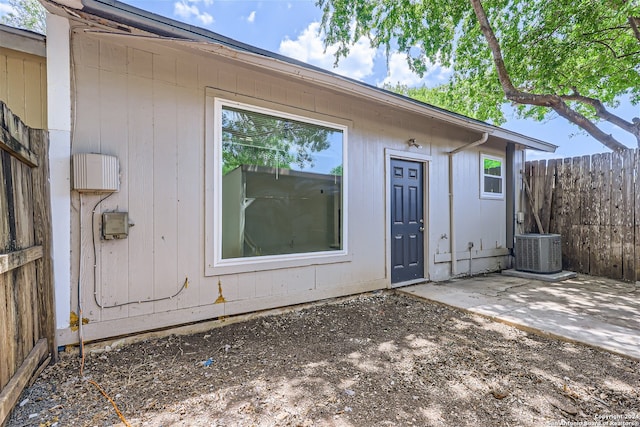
left=0, top=101, right=55, bottom=424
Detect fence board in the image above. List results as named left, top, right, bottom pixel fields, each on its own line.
left=534, top=160, right=544, bottom=231
left=0, top=339, right=48, bottom=423
left=578, top=155, right=591, bottom=272
left=587, top=154, right=596, bottom=275
left=0, top=246, right=43, bottom=274
left=525, top=148, right=638, bottom=282
left=15, top=264, right=35, bottom=365
left=560, top=158, right=574, bottom=270
left=569, top=157, right=584, bottom=272
left=635, top=149, right=640, bottom=281
left=523, top=162, right=535, bottom=233
left=551, top=159, right=563, bottom=235
left=622, top=150, right=635, bottom=282
left=540, top=159, right=554, bottom=233
left=1, top=150, right=14, bottom=252
left=0, top=101, right=53, bottom=422
left=610, top=152, right=623, bottom=279
left=0, top=153, right=8, bottom=250
left=0, top=272, right=9, bottom=389
left=0, top=271, right=17, bottom=390
left=30, top=128, right=55, bottom=360
left=601, top=153, right=612, bottom=278
left=0, top=126, right=38, bottom=167
left=636, top=225, right=640, bottom=282
left=590, top=154, right=603, bottom=276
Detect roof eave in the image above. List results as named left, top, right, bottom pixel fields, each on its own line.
left=43, top=0, right=557, bottom=152
left=492, top=129, right=557, bottom=152
left=0, top=24, right=46, bottom=57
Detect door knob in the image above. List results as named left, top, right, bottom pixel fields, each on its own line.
left=419, top=226, right=425, bottom=232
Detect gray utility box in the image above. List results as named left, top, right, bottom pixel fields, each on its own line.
left=515, top=234, right=562, bottom=274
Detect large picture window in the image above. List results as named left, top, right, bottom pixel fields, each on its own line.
left=213, top=98, right=346, bottom=266
left=480, top=153, right=504, bottom=199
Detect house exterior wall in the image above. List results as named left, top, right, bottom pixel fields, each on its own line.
left=0, top=42, right=47, bottom=128
left=56, top=27, right=524, bottom=344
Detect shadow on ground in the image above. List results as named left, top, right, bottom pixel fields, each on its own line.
left=405, top=274, right=640, bottom=359
left=8, top=292, right=640, bottom=426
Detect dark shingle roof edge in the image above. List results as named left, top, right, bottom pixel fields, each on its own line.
left=0, top=23, right=45, bottom=39
left=50, top=0, right=557, bottom=152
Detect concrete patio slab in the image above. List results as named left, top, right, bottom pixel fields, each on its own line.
left=399, top=273, right=640, bottom=360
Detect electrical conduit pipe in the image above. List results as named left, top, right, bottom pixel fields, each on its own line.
left=448, top=132, right=489, bottom=276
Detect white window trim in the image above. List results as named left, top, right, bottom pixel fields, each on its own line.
left=480, top=153, right=505, bottom=200
left=205, top=94, right=350, bottom=276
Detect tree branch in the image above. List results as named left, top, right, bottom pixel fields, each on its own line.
left=590, top=39, right=621, bottom=58
left=562, top=93, right=640, bottom=145
left=629, top=17, right=640, bottom=44
left=468, top=0, right=631, bottom=152
left=581, top=25, right=630, bottom=37
left=468, top=0, right=517, bottom=93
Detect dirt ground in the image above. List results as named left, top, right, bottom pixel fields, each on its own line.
left=7, top=291, right=640, bottom=427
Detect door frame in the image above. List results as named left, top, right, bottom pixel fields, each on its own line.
left=384, top=148, right=431, bottom=288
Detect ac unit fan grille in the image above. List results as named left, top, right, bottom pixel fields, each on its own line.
left=515, top=234, right=562, bottom=274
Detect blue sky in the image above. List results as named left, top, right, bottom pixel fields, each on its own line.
left=1, top=0, right=637, bottom=159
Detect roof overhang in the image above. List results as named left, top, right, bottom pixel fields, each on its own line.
left=41, top=0, right=557, bottom=153
left=0, top=24, right=46, bottom=57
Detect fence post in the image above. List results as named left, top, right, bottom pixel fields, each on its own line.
left=30, top=128, right=57, bottom=362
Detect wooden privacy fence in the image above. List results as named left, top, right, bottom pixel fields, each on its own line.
left=0, top=101, right=55, bottom=424
left=524, top=149, right=639, bottom=282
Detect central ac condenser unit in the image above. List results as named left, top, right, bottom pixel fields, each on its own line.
left=515, top=234, right=562, bottom=274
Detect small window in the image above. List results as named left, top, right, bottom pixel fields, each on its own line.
left=208, top=97, right=347, bottom=271
left=480, top=154, right=504, bottom=199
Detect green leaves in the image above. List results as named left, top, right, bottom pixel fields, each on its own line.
left=318, top=0, right=640, bottom=148
left=221, top=106, right=337, bottom=175
left=1, top=0, right=46, bottom=34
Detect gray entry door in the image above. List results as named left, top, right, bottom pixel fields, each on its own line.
left=390, top=159, right=425, bottom=283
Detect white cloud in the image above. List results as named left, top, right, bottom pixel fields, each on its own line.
left=381, top=53, right=424, bottom=87
left=174, top=1, right=198, bottom=19
left=0, top=3, right=16, bottom=16
left=278, top=22, right=453, bottom=87
left=380, top=52, right=451, bottom=88
left=247, top=11, right=256, bottom=23
left=279, top=22, right=376, bottom=81
left=173, top=1, right=213, bottom=26
left=198, top=12, right=213, bottom=25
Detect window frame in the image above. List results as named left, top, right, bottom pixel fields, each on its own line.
left=205, top=93, right=350, bottom=276
left=480, top=153, right=505, bottom=200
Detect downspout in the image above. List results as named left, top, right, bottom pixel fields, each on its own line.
left=448, top=132, right=489, bottom=276
left=505, top=143, right=516, bottom=266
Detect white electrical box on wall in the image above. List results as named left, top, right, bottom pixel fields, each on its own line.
left=72, top=153, right=120, bottom=192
